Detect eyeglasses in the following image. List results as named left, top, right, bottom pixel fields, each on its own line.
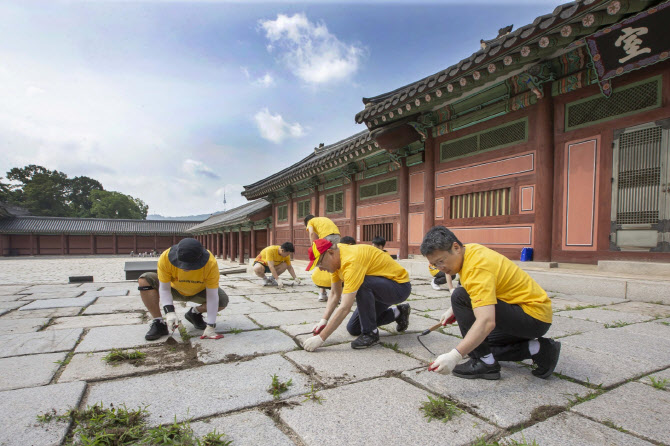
left=432, top=254, right=451, bottom=269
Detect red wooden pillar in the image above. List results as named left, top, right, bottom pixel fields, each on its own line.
left=230, top=231, right=236, bottom=262
left=350, top=176, right=357, bottom=241
left=1, top=234, right=5, bottom=256
left=250, top=226, right=256, bottom=260
left=113, top=234, right=118, bottom=255
left=29, top=233, right=35, bottom=255
left=153, top=234, right=158, bottom=251
left=267, top=225, right=271, bottom=247
left=134, top=235, right=138, bottom=253
left=222, top=230, right=228, bottom=260
left=90, top=234, right=96, bottom=255
left=534, top=84, right=555, bottom=261
left=172, top=235, right=177, bottom=245
left=424, top=133, right=436, bottom=233
left=35, top=235, right=40, bottom=255
left=314, top=187, right=320, bottom=216
left=288, top=196, right=294, bottom=244
left=238, top=229, right=244, bottom=265
left=399, top=159, right=409, bottom=259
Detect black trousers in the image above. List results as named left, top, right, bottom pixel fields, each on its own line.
left=346, top=276, right=411, bottom=335
left=432, top=271, right=456, bottom=285
left=451, top=287, right=550, bottom=361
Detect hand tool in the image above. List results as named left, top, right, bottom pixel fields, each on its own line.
left=165, top=325, right=179, bottom=345
left=417, top=313, right=456, bottom=356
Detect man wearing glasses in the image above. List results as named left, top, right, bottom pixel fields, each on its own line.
left=420, top=226, right=560, bottom=380
left=302, top=238, right=412, bottom=351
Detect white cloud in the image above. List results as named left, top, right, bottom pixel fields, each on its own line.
left=183, top=159, right=221, bottom=180
left=253, top=107, right=305, bottom=144
left=253, top=72, right=275, bottom=87
left=259, top=13, right=364, bottom=85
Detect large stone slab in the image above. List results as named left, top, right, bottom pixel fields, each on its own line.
left=382, top=331, right=461, bottom=363
left=268, top=299, right=327, bottom=311
left=639, top=368, right=670, bottom=389
left=546, top=315, right=606, bottom=338
left=605, top=301, right=670, bottom=318
left=0, top=301, right=28, bottom=311
left=379, top=313, right=433, bottom=334
left=0, top=285, right=29, bottom=295
left=280, top=377, right=497, bottom=446
left=191, top=329, right=297, bottom=363
left=19, top=290, right=86, bottom=300
left=528, top=271, right=627, bottom=298
left=553, top=344, right=658, bottom=388
left=0, top=294, right=24, bottom=302
left=22, top=284, right=82, bottom=293
left=75, top=324, right=166, bottom=353
left=557, top=307, right=654, bottom=325
left=402, top=363, right=590, bottom=428
left=221, top=301, right=275, bottom=315
left=249, top=308, right=327, bottom=328
left=190, top=410, right=295, bottom=446
left=626, top=280, right=670, bottom=304
left=504, top=411, right=654, bottom=446
left=280, top=321, right=365, bottom=347
left=0, top=328, right=82, bottom=358
left=0, top=309, right=7, bottom=317
left=0, top=381, right=86, bottom=446
left=181, top=313, right=259, bottom=335
left=58, top=347, right=189, bottom=383
left=233, top=287, right=296, bottom=296
left=571, top=382, right=670, bottom=444
left=45, top=313, right=144, bottom=330
left=19, top=295, right=97, bottom=310
left=408, top=298, right=451, bottom=312
left=0, top=352, right=67, bottom=391
left=285, top=342, right=424, bottom=386
left=245, top=291, right=313, bottom=303
left=82, top=296, right=147, bottom=314
left=0, top=317, right=50, bottom=334
left=410, top=289, right=451, bottom=299
left=82, top=289, right=129, bottom=298
left=0, top=307, right=80, bottom=320
left=85, top=354, right=310, bottom=426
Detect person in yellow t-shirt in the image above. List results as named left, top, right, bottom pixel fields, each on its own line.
left=138, top=238, right=229, bottom=341
left=304, top=215, right=340, bottom=245
left=420, top=226, right=560, bottom=381
left=252, top=242, right=301, bottom=289
left=311, top=236, right=356, bottom=303
left=302, top=239, right=412, bottom=352
left=428, top=263, right=456, bottom=292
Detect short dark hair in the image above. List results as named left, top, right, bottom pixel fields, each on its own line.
left=420, top=226, right=463, bottom=256
left=340, top=236, right=356, bottom=245
left=303, top=214, right=315, bottom=225
left=371, top=236, right=386, bottom=247
left=280, top=242, right=295, bottom=253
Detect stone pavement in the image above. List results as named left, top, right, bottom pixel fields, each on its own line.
left=0, top=257, right=669, bottom=445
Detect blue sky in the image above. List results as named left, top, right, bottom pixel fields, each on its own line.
left=0, top=0, right=562, bottom=217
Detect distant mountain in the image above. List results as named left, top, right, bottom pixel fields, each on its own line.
left=147, top=213, right=210, bottom=221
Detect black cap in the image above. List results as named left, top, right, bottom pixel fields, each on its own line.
left=167, top=238, right=210, bottom=270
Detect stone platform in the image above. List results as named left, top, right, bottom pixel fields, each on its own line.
left=0, top=256, right=669, bottom=445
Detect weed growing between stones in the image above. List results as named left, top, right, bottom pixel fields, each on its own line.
left=602, top=419, right=629, bottom=434
left=179, top=326, right=192, bottom=341
left=381, top=342, right=399, bottom=352
left=419, top=395, right=462, bottom=423
left=659, top=321, right=670, bottom=326
left=229, top=328, right=243, bottom=335
left=268, top=374, right=293, bottom=399
left=604, top=320, right=629, bottom=328
left=302, top=384, right=325, bottom=404
left=37, top=402, right=231, bottom=445
left=471, top=435, right=539, bottom=446
left=564, top=388, right=604, bottom=407
left=54, top=352, right=74, bottom=366
left=102, top=349, right=147, bottom=365
left=561, top=304, right=601, bottom=311
left=649, top=376, right=669, bottom=389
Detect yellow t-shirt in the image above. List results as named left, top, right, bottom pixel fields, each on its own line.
left=255, top=245, right=292, bottom=266
left=331, top=244, right=409, bottom=294
left=306, top=217, right=340, bottom=238
left=157, top=248, right=220, bottom=296
left=428, top=263, right=440, bottom=277
left=311, top=268, right=332, bottom=288
left=459, top=243, right=552, bottom=323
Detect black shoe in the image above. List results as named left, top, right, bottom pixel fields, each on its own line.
left=395, top=303, right=411, bottom=332
left=452, top=357, right=501, bottom=380
left=351, top=331, right=380, bottom=349
left=145, top=319, right=169, bottom=340
left=185, top=307, right=207, bottom=330
left=531, top=338, right=561, bottom=379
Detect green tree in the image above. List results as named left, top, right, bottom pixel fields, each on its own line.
left=90, top=189, right=148, bottom=219
left=69, top=176, right=104, bottom=217
left=6, top=165, right=70, bottom=216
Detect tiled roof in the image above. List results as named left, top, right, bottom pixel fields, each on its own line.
left=188, top=199, right=271, bottom=232
left=0, top=216, right=199, bottom=235
left=243, top=131, right=378, bottom=199
left=0, top=202, right=30, bottom=218
left=355, top=0, right=645, bottom=127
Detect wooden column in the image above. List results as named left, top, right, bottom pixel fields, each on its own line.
left=60, top=234, right=66, bottom=255
left=314, top=187, right=320, bottom=216
left=133, top=235, right=138, bottom=253
left=267, top=225, right=271, bottom=247
left=172, top=235, right=176, bottom=245
left=250, top=226, right=256, bottom=260
left=349, top=177, right=357, bottom=241
left=113, top=234, right=118, bottom=255
left=35, top=235, right=40, bottom=255
left=222, top=230, right=228, bottom=260
left=288, top=196, right=294, bottom=244
left=90, top=234, right=96, bottom=255
left=230, top=231, right=236, bottom=262
left=29, top=233, right=35, bottom=255
left=1, top=235, right=5, bottom=256
left=64, top=234, right=69, bottom=255
left=534, top=85, right=555, bottom=261
left=423, top=134, right=436, bottom=234
left=153, top=234, right=158, bottom=251
left=399, top=160, right=409, bottom=259
left=238, top=229, right=244, bottom=265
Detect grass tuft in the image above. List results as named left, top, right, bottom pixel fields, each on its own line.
left=381, top=342, right=399, bottom=352
left=102, top=349, right=146, bottom=365
left=268, top=374, right=293, bottom=400
left=604, top=320, right=629, bottom=328
left=649, top=376, right=669, bottom=390
left=302, top=384, right=325, bottom=404
left=419, top=395, right=462, bottom=423
left=229, top=328, right=243, bottom=335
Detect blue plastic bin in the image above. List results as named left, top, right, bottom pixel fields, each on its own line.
left=520, top=247, right=533, bottom=262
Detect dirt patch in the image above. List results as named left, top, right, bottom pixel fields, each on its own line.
left=530, top=405, right=564, bottom=423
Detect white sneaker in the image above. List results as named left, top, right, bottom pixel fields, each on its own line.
left=318, top=291, right=328, bottom=302
left=431, top=278, right=441, bottom=291
left=268, top=278, right=278, bottom=286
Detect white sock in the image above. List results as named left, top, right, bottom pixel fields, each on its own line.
left=191, top=307, right=201, bottom=314
left=391, top=306, right=400, bottom=318
left=154, top=317, right=164, bottom=323
left=372, top=328, right=379, bottom=334
left=480, top=353, right=495, bottom=365
left=528, top=339, right=540, bottom=356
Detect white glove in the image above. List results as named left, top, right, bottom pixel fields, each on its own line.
left=294, top=277, right=302, bottom=285
left=312, top=319, right=328, bottom=335
left=165, top=312, right=180, bottom=331
left=440, top=307, right=456, bottom=326
left=303, top=335, right=324, bottom=352
left=428, top=349, right=463, bottom=374
left=200, top=325, right=224, bottom=340
left=276, top=278, right=284, bottom=289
